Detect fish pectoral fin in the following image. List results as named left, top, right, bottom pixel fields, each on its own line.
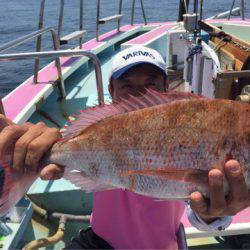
left=123, top=168, right=209, bottom=185
left=64, top=169, right=115, bottom=193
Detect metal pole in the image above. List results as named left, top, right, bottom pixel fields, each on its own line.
left=79, top=0, right=84, bottom=48
left=178, top=0, right=189, bottom=21
left=34, top=0, right=46, bottom=83
left=194, top=0, right=199, bottom=37
left=131, top=0, right=135, bottom=25
left=200, top=0, right=204, bottom=21
left=0, top=50, right=104, bottom=106
left=58, top=0, right=64, bottom=38
left=0, top=27, right=53, bottom=52
left=96, top=0, right=100, bottom=41
left=241, top=0, right=245, bottom=20
left=117, top=0, right=123, bottom=31
left=50, top=30, right=66, bottom=99
left=228, top=0, right=236, bottom=20
left=140, top=0, right=147, bottom=25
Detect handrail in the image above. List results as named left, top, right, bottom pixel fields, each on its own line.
left=117, top=0, right=123, bottom=32
left=0, top=28, right=58, bottom=53
left=0, top=27, right=63, bottom=97
left=0, top=50, right=104, bottom=106
left=228, top=0, right=245, bottom=20
left=58, top=0, right=64, bottom=38
left=96, top=0, right=147, bottom=41
left=207, top=7, right=240, bottom=20
left=131, top=0, right=147, bottom=26
left=79, top=0, right=84, bottom=49
left=34, top=0, right=46, bottom=83
left=97, top=0, right=123, bottom=41
left=58, top=0, right=84, bottom=49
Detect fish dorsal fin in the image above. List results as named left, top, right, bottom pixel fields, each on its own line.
left=62, top=89, right=203, bottom=139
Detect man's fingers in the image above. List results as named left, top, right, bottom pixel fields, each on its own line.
left=25, top=128, right=61, bottom=171
left=40, top=164, right=65, bottom=180
left=0, top=124, right=30, bottom=161
left=208, top=169, right=227, bottom=216
left=0, top=114, right=14, bottom=131
left=224, top=160, right=248, bottom=214
left=12, top=122, right=47, bottom=173
left=190, top=191, right=208, bottom=216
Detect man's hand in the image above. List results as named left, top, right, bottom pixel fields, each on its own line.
left=0, top=114, right=64, bottom=180
left=190, top=160, right=250, bottom=223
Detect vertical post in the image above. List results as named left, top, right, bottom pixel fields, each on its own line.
left=79, top=0, right=84, bottom=48
left=0, top=99, right=5, bottom=116
left=241, top=0, right=245, bottom=20
left=131, top=0, right=136, bottom=25
left=96, top=0, right=100, bottom=41
left=140, top=0, right=147, bottom=25
left=178, top=0, right=189, bottom=21
left=228, top=0, right=236, bottom=20
left=194, top=0, right=199, bottom=38
left=117, top=0, right=123, bottom=31
left=34, top=0, right=45, bottom=83
left=50, top=30, right=66, bottom=99
left=200, top=0, right=203, bottom=21
left=58, top=0, right=64, bottom=39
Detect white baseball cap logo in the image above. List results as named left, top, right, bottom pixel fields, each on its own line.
left=110, top=46, right=167, bottom=80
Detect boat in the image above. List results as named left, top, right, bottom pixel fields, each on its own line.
left=0, top=0, right=249, bottom=249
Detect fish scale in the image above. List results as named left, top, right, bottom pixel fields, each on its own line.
left=48, top=90, right=249, bottom=199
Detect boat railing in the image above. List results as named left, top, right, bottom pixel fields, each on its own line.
left=207, top=7, right=241, bottom=20
left=0, top=50, right=104, bottom=114
left=35, top=0, right=87, bottom=84
left=96, top=0, right=147, bottom=41
left=228, top=0, right=245, bottom=20
left=0, top=27, right=65, bottom=98
left=131, top=0, right=147, bottom=26
left=57, top=0, right=86, bottom=48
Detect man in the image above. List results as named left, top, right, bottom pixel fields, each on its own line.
left=0, top=46, right=249, bottom=249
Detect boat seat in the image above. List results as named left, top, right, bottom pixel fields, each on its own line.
left=98, top=14, right=123, bottom=24
left=60, top=30, right=87, bottom=45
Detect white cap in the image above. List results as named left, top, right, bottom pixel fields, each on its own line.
left=110, top=46, right=167, bottom=79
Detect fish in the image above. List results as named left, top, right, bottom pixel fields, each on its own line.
left=0, top=89, right=249, bottom=216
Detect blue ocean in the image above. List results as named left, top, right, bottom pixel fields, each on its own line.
left=0, top=0, right=249, bottom=97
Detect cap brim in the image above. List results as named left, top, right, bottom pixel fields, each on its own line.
left=111, top=61, right=166, bottom=79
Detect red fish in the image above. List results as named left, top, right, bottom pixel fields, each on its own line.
left=0, top=89, right=249, bottom=216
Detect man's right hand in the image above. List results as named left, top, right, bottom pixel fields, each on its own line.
left=0, top=114, right=64, bottom=180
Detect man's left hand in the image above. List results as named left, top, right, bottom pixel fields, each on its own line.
left=190, top=160, right=250, bottom=223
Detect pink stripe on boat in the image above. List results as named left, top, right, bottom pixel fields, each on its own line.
left=127, top=24, right=173, bottom=44
left=82, top=25, right=135, bottom=50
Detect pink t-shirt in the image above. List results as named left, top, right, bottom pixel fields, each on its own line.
left=91, top=189, right=185, bottom=249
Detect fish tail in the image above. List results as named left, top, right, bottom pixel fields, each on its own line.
left=0, top=161, right=37, bottom=216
